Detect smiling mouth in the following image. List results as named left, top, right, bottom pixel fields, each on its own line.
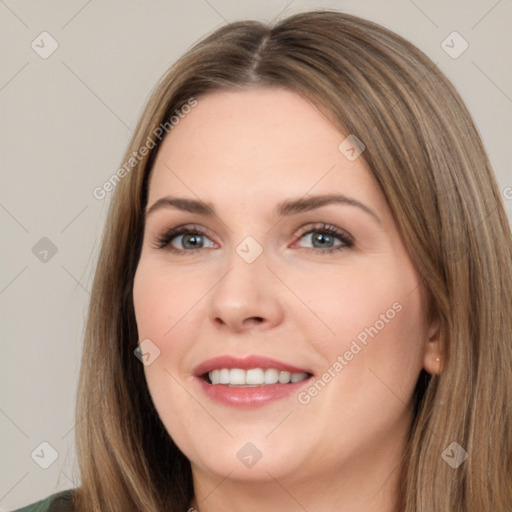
left=203, top=368, right=312, bottom=386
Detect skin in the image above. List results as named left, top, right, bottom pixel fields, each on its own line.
left=132, top=87, right=441, bottom=512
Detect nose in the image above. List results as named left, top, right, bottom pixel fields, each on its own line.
left=208, top=248, right=284, bottom=333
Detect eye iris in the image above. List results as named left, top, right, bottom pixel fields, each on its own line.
left=182, top=233, right=203, bottom=249
left=312, top=232, right=334, bottom=248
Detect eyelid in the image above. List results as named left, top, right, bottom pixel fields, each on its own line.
left=152, top=224, right=217, bottom=251
left=294, top=222, right=354, bottom=244
left=291, top=222, right=355, bottom=251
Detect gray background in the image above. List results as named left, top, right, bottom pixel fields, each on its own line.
left=1, top=0, right=511, bottom=508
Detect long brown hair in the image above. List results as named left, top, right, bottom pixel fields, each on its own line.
left=74, top=9, right=512, bottom=511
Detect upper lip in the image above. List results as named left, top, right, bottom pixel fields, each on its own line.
left=193, top=355, right=313, bottom=377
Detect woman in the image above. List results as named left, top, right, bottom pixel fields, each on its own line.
left=15, top=9, right=512, bottom=512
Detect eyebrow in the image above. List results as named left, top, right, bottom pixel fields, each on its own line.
left=146, top=193, right=380, bottom=223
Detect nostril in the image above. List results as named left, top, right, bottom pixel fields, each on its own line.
left=246, top=317, right=264, bottom=325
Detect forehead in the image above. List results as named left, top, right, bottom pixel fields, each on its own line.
left=147, top=88, right=383, bottom=214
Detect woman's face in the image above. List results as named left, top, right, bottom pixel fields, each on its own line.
left=133, top=88, right=438, bottom=488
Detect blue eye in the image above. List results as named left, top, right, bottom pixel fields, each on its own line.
left=295, top=224, right=354, bottom=252
left=155, top=226, right=215, bottom=252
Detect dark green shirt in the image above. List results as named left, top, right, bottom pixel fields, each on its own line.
left=10, top=490, right=74, bottom=512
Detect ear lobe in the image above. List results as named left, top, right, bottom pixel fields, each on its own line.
left=423, top=314, right=443, bottom=375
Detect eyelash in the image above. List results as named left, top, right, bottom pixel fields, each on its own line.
left=153, top=223, right=354, bottom=254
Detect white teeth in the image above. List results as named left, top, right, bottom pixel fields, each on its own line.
left=246, top=368, right=264, bottom=385
left=229, top=368, right=246, bottom=385
left=278, top=371, right=291, bottom=384
left=265, top=368, right=279, bottom=384
left=219, top=368, right=230, bottom=384
left=207, top=368, right=309, bottom=386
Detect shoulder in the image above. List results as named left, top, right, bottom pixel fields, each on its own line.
left=10, top=489, right=75, bottom=512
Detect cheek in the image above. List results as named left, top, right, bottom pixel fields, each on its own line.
left=329, top=265, right=426, bottom=404
left=133, top=261, right=204, bottom=447
left=133, top=259, right=206, bottom=339
left=289, top=258, right=424, bottom=352
left=294, top=257, right=426, bottom=414
left=133, top=262, right=160, bottom=336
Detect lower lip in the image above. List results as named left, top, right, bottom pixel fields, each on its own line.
left=196, top=376, right=313, bottom=408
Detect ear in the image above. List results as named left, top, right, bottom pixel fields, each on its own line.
left=422, top=314, right=443, bottom=375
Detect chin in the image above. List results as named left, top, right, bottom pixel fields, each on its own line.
left=179, top=431, right=309, bottom=481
